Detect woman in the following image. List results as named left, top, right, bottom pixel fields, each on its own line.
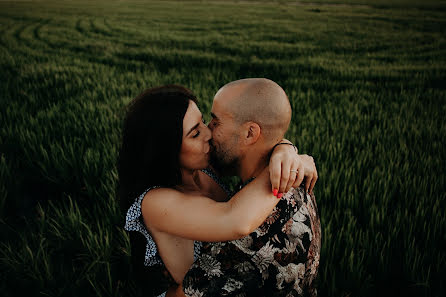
left=118, top=85, right=303, bottom=297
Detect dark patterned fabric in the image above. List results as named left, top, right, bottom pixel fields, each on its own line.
left=182, top=186, right=321, bottom=297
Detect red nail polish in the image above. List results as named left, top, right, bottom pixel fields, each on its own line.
left=277, top=193, right=283, bottom=199
left=273, top=189, right=278, bottom=196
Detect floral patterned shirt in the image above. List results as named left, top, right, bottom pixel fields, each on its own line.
left=182, top=186, right=321, bottom=297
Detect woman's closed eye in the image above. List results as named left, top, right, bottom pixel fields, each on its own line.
left=192, top=130, right=200, bottom=138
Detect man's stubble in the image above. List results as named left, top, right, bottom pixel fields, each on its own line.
left=209, top=136, right=240, bottom=177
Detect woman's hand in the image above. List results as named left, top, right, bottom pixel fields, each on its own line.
left=269, top=140, right=318, bottom=195
left=298, top=154, right=318, bottom=194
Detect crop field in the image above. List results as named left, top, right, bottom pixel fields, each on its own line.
left=0, top=0, right=445, bottom=296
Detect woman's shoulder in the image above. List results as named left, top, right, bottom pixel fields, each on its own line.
left=141, top=186, right=185, bottom=206
left=125, top=186, right=175, bottom=227
left=143, top=185, right=216, bottom=204
left=140, top=187, right=206, bottom=222
left=144, top=186, right=180, bottom=195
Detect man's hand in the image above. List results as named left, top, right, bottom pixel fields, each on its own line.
left=269, top=142, right=318, bottom=195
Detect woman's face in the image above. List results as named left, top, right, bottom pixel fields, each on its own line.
left=179, top=101, right=212, bottom=170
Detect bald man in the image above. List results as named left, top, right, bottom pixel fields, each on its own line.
left=182, top=79, right=321, bottom=297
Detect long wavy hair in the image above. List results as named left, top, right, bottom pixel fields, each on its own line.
left=118, top=85, right=197, bottom=294
left=118, top=84, right=197, bottom=209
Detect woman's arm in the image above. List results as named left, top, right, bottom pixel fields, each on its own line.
left=141, top=166, right=278, bottom=242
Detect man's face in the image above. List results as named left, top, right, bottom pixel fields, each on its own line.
left=207, top=96, right=241, bottom=176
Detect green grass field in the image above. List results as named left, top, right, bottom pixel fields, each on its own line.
left=1, top=0, right=445, bottom=296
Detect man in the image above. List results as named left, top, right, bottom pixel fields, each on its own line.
left=180, top=78, right=321, bottom=297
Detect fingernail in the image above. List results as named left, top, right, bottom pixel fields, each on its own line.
left=277, top=193, right=283, bottom=199
left=273, top=188, right=278, bottom=196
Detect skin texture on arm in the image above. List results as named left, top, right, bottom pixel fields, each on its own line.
left=141, top=166, right=278, bottom=242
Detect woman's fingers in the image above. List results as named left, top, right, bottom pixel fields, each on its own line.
left=309, top=165, right=318, bottom=194
left=284, top=160, right=298, bottom=194
left=289, top=157, right=305, bottom=190
left=269, top=155, right=282, bottom=194
left=295, top=161, right=305, bottom=189
left=279, top=160, right=291, bottom=194
left=305, top=175, right=312, bottom=193
left=269, top=150, right=315, bottom=196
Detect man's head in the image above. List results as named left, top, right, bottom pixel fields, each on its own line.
left=208, top=78, right=291, bottom=176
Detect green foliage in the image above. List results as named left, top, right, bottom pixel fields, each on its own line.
left=0, top=0, right=445, bottom=296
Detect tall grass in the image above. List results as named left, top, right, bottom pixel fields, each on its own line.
left=0, top=0, right=445, bottom=296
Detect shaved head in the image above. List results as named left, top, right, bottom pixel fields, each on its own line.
left=214, top=78, right=291, bottom=143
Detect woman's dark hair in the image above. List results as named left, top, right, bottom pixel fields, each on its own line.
left=118, top=84, right=197, bottom=210
left=117, top=85, right=197, bottom=293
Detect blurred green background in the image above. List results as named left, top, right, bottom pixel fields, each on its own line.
left=0, top=0, right=445, bottom=296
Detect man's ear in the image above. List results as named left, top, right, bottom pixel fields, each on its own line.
left=242, top=122, right=261, bottom=145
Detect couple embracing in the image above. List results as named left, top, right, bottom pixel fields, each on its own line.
left=118, top=78, right=321, bottom=297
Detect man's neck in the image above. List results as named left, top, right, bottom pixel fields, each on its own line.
left=238, top=147, right=270, bottom=182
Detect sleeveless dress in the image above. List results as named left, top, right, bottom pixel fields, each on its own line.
left=124, top=169, right=230, bottom=297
